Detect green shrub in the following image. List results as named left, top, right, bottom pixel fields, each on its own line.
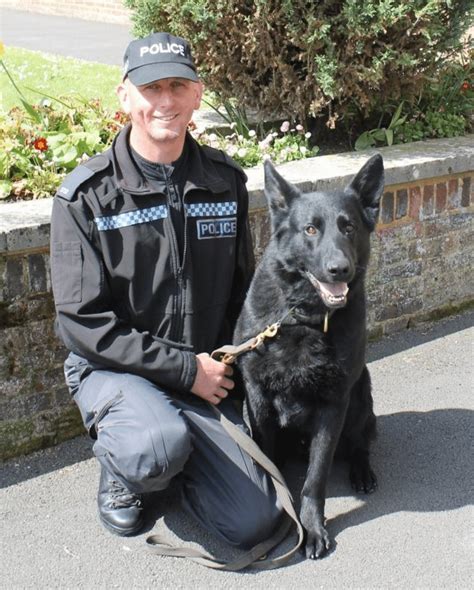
left=124, top=0, right=473, bottom=126
left=355, top=55, right=473, bottom=149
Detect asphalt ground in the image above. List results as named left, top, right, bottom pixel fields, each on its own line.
left=0, top=8, right=132, bottom=65
left=2, top=310, right=473, bottom=589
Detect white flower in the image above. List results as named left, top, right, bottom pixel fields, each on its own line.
left=300, top=146, right=308, bottom=154
left=280, top=121, right=290, bottom=133
left=259, top=133, right=274, bottom=148
left=296, top=124, right=304, bottom=132
left=208, top=133, right=218, bottom=142
left=227, top=145, right=238, bottom=156
left=248, top=129, right=256, bottom=137
left=305, top=132, right=312, bottom=139
left=237, top=147, right=247, bottom=158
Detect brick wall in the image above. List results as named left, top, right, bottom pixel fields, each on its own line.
left=1, top=140, right=473, bottom=460
left=0, top=0, right=131, bottom=25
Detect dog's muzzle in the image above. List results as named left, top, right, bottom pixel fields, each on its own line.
left=304, top=271, right=349, bottom=308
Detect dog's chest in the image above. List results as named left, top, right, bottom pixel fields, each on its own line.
left=250, top=328, right=345, bottom=429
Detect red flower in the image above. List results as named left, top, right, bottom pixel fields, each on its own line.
left=460, top=81, right=471, bottom=92
left=33, top=137, right=48, bottom=152
left=114, top=111, right=128, bottom=124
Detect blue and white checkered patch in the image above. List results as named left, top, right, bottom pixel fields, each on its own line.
left=94, top=205, right=168, bottom=231
left=186, top=201, right=237, bottom=218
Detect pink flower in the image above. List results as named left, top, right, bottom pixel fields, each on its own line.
left=280, top=121, right=290, bottom=133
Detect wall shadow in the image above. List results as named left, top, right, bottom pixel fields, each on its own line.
left=0, top=434, right=93, bottom=488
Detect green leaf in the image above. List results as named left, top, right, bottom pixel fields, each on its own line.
left=386, top=129, right=394, bottom=146
left=20, top=98, right=43, bottom=124
left=0, top=152, right=10, bottom=178
left=0, top=180, right=12, bottom=199
left=391, top=114, right=408, bottom=128
left=389, top=102, right=404, bottom=128
left=355, top=131, right=376, bottom=151
left=373, top=129, right=387, bottom=142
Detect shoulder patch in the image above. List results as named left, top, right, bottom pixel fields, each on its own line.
left=201, top=145, right=247, bottom=181
left=56, top=155, right=110, bottom=200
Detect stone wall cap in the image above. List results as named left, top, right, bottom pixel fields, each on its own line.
left=246, top=135, right=474, bottom=207
left=0, top=198, right=53, bottom=234
left=0, top=135, right=472, bottom=249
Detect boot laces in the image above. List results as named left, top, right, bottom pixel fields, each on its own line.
left=108, top=479, right=142, bottom=509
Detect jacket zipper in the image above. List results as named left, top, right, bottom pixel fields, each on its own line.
left=162, top=167, right=187, bottom=343
left=175, top=193, right=189, bottom=343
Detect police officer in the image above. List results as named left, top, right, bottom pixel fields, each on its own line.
left=50, top=32, right=281, bottom=548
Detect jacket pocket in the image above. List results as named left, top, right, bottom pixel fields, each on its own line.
left=51, top=241, right=83, bottom=304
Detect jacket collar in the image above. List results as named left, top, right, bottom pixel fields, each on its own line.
left=110, top=124, right=229, bottom=196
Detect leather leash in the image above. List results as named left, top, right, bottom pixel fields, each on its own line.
left=146, top=405, right=304, bottom=570
left=146, top=311, right=306, bottom=570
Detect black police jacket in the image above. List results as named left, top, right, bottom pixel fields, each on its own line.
left=50, top=125, right=255, bottom=393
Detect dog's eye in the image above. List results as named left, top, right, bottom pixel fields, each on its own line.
left=304, top=224, right=318, bottom=236
left=344, top=222, right=355, bottom=235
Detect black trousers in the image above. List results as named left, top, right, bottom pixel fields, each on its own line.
left=69, top=355, right=282, bottom=549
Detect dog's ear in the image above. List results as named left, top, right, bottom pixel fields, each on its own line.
left=264, top=159, right=300, bottom=226
left=349, top=154, right=385, bottom=229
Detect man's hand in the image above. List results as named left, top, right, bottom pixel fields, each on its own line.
left=191, top=353, right=234, bottom=405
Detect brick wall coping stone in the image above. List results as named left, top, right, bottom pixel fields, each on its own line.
left=1, top=135, right=473, bottom=254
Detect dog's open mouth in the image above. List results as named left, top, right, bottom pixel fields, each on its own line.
left=305, top=271, right=349, bottom=308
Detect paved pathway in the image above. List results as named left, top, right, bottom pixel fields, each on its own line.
left=2, top=311, right=473, bottom=588
left=1, top=8, right=131, bottom=65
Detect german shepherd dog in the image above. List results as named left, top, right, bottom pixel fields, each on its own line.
left=233, top=155, right=384, bottom=560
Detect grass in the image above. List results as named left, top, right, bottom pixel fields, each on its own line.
left=1, top=46, right=123, bottom=113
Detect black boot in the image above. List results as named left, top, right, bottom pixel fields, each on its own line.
left=98, top=467, right=144, bottom=536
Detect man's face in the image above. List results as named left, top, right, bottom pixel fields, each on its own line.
left=117, top=77, right=202, bottom=147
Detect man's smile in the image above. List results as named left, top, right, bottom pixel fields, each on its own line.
left=154, top=114, right=179, bottom=122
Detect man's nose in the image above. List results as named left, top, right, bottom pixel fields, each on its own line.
left=157, top=90, right=174, bottom=108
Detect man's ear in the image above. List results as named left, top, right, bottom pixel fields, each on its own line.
left=193, top=81, right=204, bottom=110
left=116, top=81, right=131, bottom=114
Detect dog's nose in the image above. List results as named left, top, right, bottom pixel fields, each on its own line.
left=327, top=262, right=350, bottom=279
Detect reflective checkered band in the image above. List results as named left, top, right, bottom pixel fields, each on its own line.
left=186, top=201, right=237, bottom=218
left=94, top=205, right=168, bottom=231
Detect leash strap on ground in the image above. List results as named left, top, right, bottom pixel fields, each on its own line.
left=146, top=407, right=304, bottom=571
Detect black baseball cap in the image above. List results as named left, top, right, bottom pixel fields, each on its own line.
left=123, top=32, right=199, bottom=86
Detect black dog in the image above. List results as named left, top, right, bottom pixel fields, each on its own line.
left=233, top=155, right=384, bottom=560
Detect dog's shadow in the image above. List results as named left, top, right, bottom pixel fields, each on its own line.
left=144, top=408, right=472, bottom=563
left=323, top=408, right=472, bottom=537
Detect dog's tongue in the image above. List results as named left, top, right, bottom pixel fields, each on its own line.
left=317, top=282, right=349, bottom=298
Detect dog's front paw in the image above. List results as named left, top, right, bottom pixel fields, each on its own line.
left=300, top=496, right=332, bottom=559
left=304, top=526, right=331, bottom=560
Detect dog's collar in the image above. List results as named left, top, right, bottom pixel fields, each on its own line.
left=288, top=306, right=332, bottom=332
